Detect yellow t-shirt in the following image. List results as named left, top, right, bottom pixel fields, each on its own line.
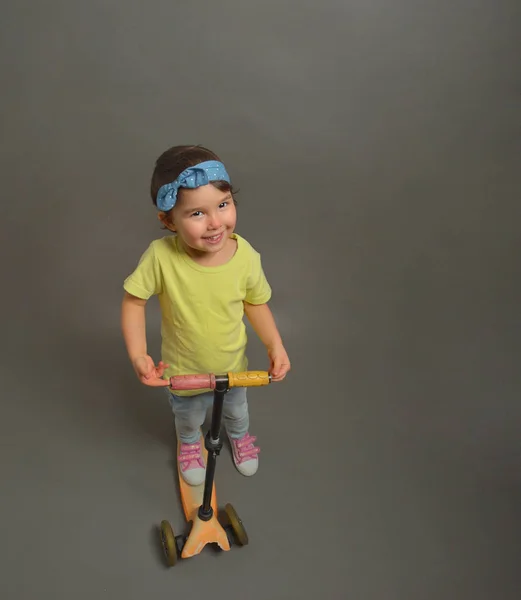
left=123, top=233, right=272, bottom=395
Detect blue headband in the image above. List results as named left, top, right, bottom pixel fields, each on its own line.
left=156, top=160, right=231, bottom=211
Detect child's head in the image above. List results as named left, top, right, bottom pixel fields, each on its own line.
left=151, top=145, right=238, bottom=256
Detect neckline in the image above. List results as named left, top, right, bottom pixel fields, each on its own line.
left=174, top=233, right=241, bottom=273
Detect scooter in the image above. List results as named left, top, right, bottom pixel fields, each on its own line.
left=160, top=370, right=271, bottom=566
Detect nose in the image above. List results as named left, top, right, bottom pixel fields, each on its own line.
left=207, top=213, right=221, bottom=230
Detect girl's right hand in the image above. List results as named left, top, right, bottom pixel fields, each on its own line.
left=132, top=355, right=170, bottom=387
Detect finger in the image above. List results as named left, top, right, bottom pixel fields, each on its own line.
left=141, top=375, right=170, bottom=387
left=271, top=356, right=283, bottom=376
left=156, top=361, right=170, bottom=374
left=150, top=378, right=171, bottom=387
left=272, top=363, right=289, bottom=382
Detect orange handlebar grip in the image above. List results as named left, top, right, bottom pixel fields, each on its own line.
left=169, top=373, right=216, bottom=390
left=227, top=371, right=271, bottom=388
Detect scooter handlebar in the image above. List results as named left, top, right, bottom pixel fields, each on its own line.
left=168, top=373, right=216, bottom=390
left=228, top=371, right=271, bottom=388
left=168, top=370, right=271, bottom=391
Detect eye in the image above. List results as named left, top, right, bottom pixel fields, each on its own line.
left=219, top=201, right=229, bottom=209
left=191, top=211, right=203, bottom=217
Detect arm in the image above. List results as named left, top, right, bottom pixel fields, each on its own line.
left=121, top=291, right=148, bottom=361
left=243, top=302, right=291, bottom=381
left=121, top=292, right=169, bottom=386
left=243, top=302, right=283, bottom=349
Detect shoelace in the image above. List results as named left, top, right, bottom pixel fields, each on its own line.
left=232, top=434, right=260, bottom=464
left=178, top=442, right=205, bottom=471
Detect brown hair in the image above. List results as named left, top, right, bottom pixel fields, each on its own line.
left=150, top=145, right=237, bottom=210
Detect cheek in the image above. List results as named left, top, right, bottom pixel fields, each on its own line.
left=183, top=220, right=205, bottom=239
left=226, top=206, right=237, bottom=224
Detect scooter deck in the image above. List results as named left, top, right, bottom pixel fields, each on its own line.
left=177, top=435, right=230, bottom=557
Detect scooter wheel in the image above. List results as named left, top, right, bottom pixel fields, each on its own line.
left=160, top=520, right=178, bottom=566
left=224, top=503, right=249, bottom=546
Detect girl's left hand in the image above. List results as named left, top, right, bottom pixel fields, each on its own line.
left=267, top=344, right=291, bottom=382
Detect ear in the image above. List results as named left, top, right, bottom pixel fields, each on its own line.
left=158, top=211, right=176, bottom=232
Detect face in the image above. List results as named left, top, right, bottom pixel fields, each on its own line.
left=161, top=184, right=237, bottom=257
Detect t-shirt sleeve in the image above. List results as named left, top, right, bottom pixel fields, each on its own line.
left=245, top=250, right=272, bottom=305
left=123, top=243, right=163, bottom=299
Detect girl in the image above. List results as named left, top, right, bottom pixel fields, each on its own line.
left=121, top=145, right=290, bottom=485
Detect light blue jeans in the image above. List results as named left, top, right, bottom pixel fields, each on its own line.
left=165, top=387, right=249, bottom=444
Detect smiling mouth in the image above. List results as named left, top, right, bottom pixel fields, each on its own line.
left=203, top=232, right=224, bottom=243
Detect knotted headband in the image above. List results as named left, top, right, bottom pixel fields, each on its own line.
left=156, top=160, right=231, bottom=211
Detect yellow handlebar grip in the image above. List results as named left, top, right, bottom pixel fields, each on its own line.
left=228, top=371, right=271, bottom=387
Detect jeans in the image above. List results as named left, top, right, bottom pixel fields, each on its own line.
left=165, top=386, right=250, bottom=444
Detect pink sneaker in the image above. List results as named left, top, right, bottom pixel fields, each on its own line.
left=228, top=432, right=260, bottom=476
left=177, top=440, right=206, bottom=486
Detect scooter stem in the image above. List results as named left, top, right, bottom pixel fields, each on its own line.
left=198, top=375, right=228, bottom=521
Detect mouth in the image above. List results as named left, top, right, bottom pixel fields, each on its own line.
left=202, top=231, right=225, bottom=244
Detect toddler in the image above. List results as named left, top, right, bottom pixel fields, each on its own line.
left=121, top=145, right=290, bottom=485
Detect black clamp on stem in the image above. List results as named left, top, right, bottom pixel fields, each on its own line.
left=204, top=431, right=223, bottom=456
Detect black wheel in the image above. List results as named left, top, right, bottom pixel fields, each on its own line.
left=224, top=503, right=249, bottom=546
left=160, top=520, right=178, bottom=566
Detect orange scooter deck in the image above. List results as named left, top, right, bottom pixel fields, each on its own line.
left=177, top=435, right=230, bottom=558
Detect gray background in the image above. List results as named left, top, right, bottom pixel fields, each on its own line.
left=1, top=1, right=520, bottom=598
